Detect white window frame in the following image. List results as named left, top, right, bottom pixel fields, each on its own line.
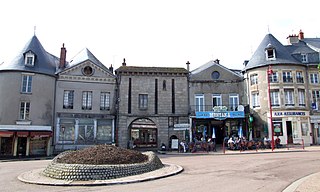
left=310, top=73, right=319, bottom=84
left=270, top=72, right=278, bottom=83
left=24, top=51, right=35, bottom=66
left=283, top=71, right=293, bottom=83
left=212, top=94, right=222, bottom=107
left=270, top=90, right=280, bottom=107
left=82, top=91, right=93, bottom=110
left=250, top=74, right=258, bottom=85
left=266, top=48, right=276, bottom=60
left=312, top=90, right=320, bottom=110
left=21, top=75, right=33, bottom=93
left=195, top=94, right=205, bottom=112
left=100, top=92, right=110, bottom=110
left=301, top=54, right=308, bottom=63
left=298, top=89, right=305, bottom=106
left=63, top=90, right=74, bottom=109
left=251, top=92, right=260, bottom=108
left=284, top=89, right=294, bottom=106
left=296, top=71, right=304, bottom=83
left=229, top=94, right=239, bottom=111
left=20, top=101, right=30, bottom=120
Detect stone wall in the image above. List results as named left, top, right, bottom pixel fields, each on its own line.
left=42, top=151, right=164, bottom=180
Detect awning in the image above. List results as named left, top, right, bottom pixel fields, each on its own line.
left=0, top=131, right=14, bottom=137
left=16, top=131, right=29, bottom=137
left=30, top=132, right=52, bottom=137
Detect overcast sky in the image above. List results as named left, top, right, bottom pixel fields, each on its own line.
left=1, top=0, right=320, bottom=71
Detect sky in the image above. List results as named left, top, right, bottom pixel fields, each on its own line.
left=1, top=0, right=320, bottom=71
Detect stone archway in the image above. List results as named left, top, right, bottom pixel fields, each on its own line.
left=129, top=118, right=157, bottom=148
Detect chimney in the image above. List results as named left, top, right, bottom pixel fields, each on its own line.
left=214, top=59, right=220, bottom=64
left=299, top=29, right=304, bottom=40
left=122, top=58, right=126, bottom=66
left=59, top=43, right=67, bottom=69
left=109, top=64, right=114, bottom=74
left=186, top=61, right=190, bottom=72
left=243, top=60, right=249, bottom=66
left=287, top=34, right=299, bottom=45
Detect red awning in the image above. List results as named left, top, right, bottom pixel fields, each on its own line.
left=0, top=131, right=14, bottom=137
left=30, top=132, right=52, bottom=137
left=16, top=131, right=29, bottom=137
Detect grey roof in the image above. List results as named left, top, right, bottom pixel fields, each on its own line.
left=191, top=60, right=242, bottom=77
left=303, top=38, right=320, bottom=51
left=0, top=35, right=59, bottom=76
left=243, top=34, right=301, bottom=71
left=115, top=66, right=188, bottom=74
left=285, top=41, right=316, bottom=54
left=68, top=48, right=109, bottom=71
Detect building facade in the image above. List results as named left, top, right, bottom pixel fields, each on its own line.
left=115, top=62, right=189, bottom=150
left=243, top=30, right=320, bottom=146
left=0, top=36, right=57, bottom=157
left=54, top=48, right=117, bottom=152
left=189, top=59, right=247, bottom=144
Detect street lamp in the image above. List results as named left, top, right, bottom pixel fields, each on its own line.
left=61, top=126, right=65, bottom=151
left=267, top=65, right=275, bottom=151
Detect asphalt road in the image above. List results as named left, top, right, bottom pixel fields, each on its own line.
left=1, top=151, right=320, bottom=192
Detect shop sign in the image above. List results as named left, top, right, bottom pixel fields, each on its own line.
left=174, top=124, right=190, bottom=130
left=274, top=111, right=306, bottom=116
left=196, top=111, right=244, bottom=119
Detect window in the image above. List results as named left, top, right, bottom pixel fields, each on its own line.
left=195, top=94, right=205, bottom=112
left=211, top=71, right=220, bottom=79
left=24, top=51, right=35, bottom=66
left=163, top=80, right=166, bottom=91
left=20, top=101, right=30, bottom=120
left=310, top=73, right=319, bottom=84
left=301, top=54, right=308, bottom=63
left=100, top=92, right=110, bottom=110
left=312, top=90, right=320, bottom=110
left=21, top=75, right=32, bottom=93
left=139, top=94, right=148, bottom=109
left=298, top=89, right=305, bottom=106
left=63, top=90, right=74, bottom=109
left=82, top=91, right=92, bottom=110
left=96, top=120, right=112, bottom=142
left=270, top=90, right=280, bottom=107
left=250, top=74, right=258, bottom=85
left=265, top=46, right=276, bottom=60
left=284, top=89, right=294, bottom=106
left=212, top=94, right=222, bottom=107
left=283, top=71, right=293, bottom=83
left=59, top=119, right=75, bottom=142
left=229, top=94, right=239, bottom=111
left=270, top=72, right=278, bottom=83
left=168, top=117, right=179, bottom=127
left=78, top=119, right=94, bottom=144
left=252, top=92, right=260, bottom=108
left=82, top=66, right=94, bottom=76
left=296, top=71, right=304, bottom=83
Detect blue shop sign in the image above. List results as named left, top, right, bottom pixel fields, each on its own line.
left=196, top=111, right=245, bottom=119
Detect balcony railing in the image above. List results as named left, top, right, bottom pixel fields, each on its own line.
left=190, top=104, right=248, bottom=113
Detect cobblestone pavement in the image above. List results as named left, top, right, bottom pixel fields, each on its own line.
left=1, top=146, right=320, bottom=192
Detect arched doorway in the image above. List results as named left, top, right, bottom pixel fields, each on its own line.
left=129, top=118, right=157, bottom=148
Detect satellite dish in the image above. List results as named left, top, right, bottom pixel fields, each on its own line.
left=238, top=105, right=244, bottom=111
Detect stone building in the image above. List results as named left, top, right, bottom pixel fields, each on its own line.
left=189, top=59, right=247, bottom=144
left=115, top=60, right=189, bottom=150
left=243, top=30, right=320, bottom=146
left=54, top=48, right=117, bottom=152
left=0, top=35, right=57, bottom=157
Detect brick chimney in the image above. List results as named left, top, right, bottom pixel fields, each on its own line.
left=299, top=29, right=304, bottom=40
left=59, top=43, right=67, bottom=69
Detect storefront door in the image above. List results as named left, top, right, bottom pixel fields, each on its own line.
left=17, top=137, right=27, bottom=156
left=286, top=121, right=293, bottom=144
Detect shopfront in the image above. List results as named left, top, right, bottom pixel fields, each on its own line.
left=0, top=125, right=53, bottom=157
left=129, top=118, right=157, bottom=148
left=270, top=111, right=311, bottom=146
left=192, top=110, right=246, bottom=144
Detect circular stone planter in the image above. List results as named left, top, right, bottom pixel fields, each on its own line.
left=42, top=151, right=164, bottom=181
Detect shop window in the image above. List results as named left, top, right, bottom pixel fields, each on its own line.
left=273, top=119, right=283, bottom=136
left=59, top=120, right=75, bottom=142
left=78, top=119, right=94, bottom=144
left=96, top=120, right=112, bottom=142
left=301, top=123, right=308, bottom=136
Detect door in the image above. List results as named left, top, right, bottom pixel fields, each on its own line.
left=286, top=121, right=293, bottom=144
left=17, top=137, right=27, bottom=156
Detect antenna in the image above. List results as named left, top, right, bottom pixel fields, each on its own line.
left=267, top=25, right=270, bottom=34
left=34, top=26, right=36, bottom=36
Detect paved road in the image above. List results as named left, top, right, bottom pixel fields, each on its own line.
left=1, top=150, right=320, bottom=192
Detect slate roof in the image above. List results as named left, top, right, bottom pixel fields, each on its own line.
left=243, top=34, right=301, bottom=71
left=68, top=48, right=109, bottom=70
left=191, top=60, right=242, bottom=77
left=303, top=38, right=320, bottom=51
left=115, top=66, right=188, bottom=74
left=0, top=35, right=59, bottom=76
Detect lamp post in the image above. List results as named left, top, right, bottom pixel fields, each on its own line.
left=267, top=65, right=275, bottom=151
left=61, top=126, right=65, bottom=151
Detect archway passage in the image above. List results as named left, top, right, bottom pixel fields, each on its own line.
left=130, top=118, right=157, bottom=148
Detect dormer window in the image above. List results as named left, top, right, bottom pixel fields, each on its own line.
left=301, top=54, right=308, bottom=63
left=24, top=51, right=35, bottom=66
left=265, top=44, right=276, bottom=60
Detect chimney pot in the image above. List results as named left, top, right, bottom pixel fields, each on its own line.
left=299, top=30, right=304, bottom=40
left=122, top=58, right=126, bottom=66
